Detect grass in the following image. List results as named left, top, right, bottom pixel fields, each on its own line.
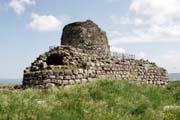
left=0, top=79, right=179, bottom=120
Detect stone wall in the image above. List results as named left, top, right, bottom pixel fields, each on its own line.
left=23, top=46, right=168, bottom=88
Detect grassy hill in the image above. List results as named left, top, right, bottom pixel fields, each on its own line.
left=0, top=79, right=179, bottom=120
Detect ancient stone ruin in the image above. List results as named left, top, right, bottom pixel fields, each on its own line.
left=23, top=20, right=168, bottom=88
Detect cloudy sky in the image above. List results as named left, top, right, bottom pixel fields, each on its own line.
left=0, top=0, right=180, bottom=79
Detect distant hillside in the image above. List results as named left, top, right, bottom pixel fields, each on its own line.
left=0, top=79, right=22, bottom=84
left=169, top=73, right=180, bottom=81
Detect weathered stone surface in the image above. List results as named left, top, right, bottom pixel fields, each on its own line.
left=45, top=83, right=56, bottom=88
left=61, top=20, right=110, bottom=57
left=64, top=69, right=73, bottom=75
left=60, top=80, right=66, bottom=86
left=64, top=76, right=71, bottom=80
left=78, top=69, right=84, bottom=74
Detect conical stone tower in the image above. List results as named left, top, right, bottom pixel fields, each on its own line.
left=61, top=20, right=110, bottom=57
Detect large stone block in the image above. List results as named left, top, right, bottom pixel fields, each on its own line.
left=64, top=69, right=73, bottom=75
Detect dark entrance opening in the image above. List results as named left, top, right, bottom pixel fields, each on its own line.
left=47, top=54, right=64, bottom=65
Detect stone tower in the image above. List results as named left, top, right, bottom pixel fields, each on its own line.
left=61, top=20, right=110, bottom=57
left=23, top=20, right=168, bottom=88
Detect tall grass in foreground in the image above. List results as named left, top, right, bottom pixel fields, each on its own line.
left=0, top=79, right=179, bottom=120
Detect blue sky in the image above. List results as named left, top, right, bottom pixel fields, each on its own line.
left=0, top=0, right=180, bottom=79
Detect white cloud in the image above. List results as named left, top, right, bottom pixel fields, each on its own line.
left=153, top=51, right=180, bottom=73
left=109, top=0, right=180, bottom=44
left=130, top=0, right=180, bottom=28
left=130, top=0, right=180, bottom=26
left=130, top=0, right=180, bottom=17
left=28, top=13, right=68, bottom=32
left=109, top=15, right=144, bottom=25
left=58, top=15, right=71, bottom=23
left=9, top=0, right=36, bottom=14
left=110, top=47, right=126, bottom=53
left=134, top=18, right=144, bottom=25
left=110, top=16, right=131, bottom=25
left=137, top=52, right=147, bottom=59
left=108, top=29, right=180, bottom=45
left=108, top=30, right=159, bottom=45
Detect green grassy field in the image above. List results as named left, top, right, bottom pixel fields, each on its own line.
left=0, top=79, right=179, bottom=120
